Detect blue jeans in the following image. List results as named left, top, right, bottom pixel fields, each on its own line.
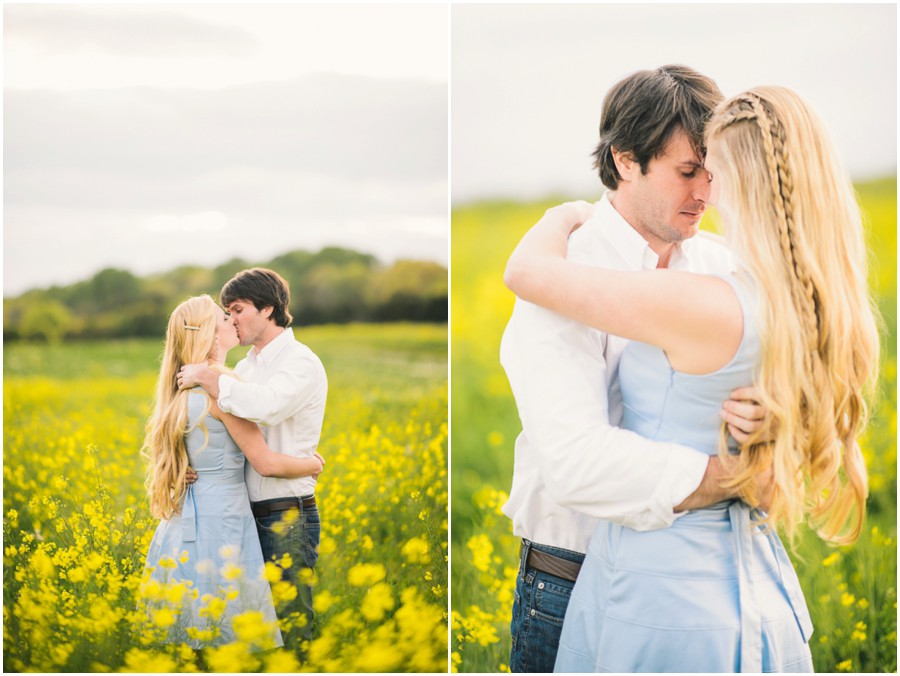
left=509, top=539, right=585, bottom=673
left=254, top=497, right=320, bottom=647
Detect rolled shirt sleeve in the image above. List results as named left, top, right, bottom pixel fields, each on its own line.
left=217, top=352, right=321, bottom=426
left=502, top=301, right=709, bottom=539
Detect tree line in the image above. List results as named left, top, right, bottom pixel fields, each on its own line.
left=4, top=247, right=447, bottom=342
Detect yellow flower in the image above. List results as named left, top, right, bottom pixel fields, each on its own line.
left=186, top=627, right=217, bottom=643
left=271, top=580, right=297, bottom=606
left=199, top=596, right=228, bottom=621
left=85, top=551, right=106, bottom=571
left=467, top=534, right=494, bottom=573
left=402, top=536, right=432, bottom=565
left=152, top=606, right=176, bottom=628
left=313, top=590, right=338, bottom=614
left=50, top=643, right=73, bottom=666
left=140, top=577, right=164, bottom=602
left=353, top=644, right=403, bottom=672
left=232, top=610, right=276, bottom=646
left=163, top=581, right=189, bottom=606
left=841, top=592, right=856, bottom=606
left=347, top=562, right=386, bottom=587
left=263, top=561, right=282, bottom=583
left=122, top=648, right=177, bottom=673
left=67, top=566, right=87, bottom=583
left=220, top=562, right=243, bottom=581
left=836, top=659, right=853, bottom=672
left=361, top=582, right=395, bottom=622
left=30, top=549, right=55, bottom=577
left=205, top=642, right=257, bottom=673
left=263, top=650, right=300, bottom=673
left=157, top=556, right=176, bottom=570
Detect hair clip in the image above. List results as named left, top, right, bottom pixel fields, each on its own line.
left=184, top=324, right=201, bottom=331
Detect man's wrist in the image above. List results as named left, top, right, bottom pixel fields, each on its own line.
left=675, top=456, right=735, bottom=512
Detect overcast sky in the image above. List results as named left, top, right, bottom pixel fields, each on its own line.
left=4, top=4, right=896, bottom=295
left=452, top=3, right=897, bottom=204
left=4, top=4, right=449, bottom=295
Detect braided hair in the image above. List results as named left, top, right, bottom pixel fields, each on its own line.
left=705, top=87, right=879, bottom=545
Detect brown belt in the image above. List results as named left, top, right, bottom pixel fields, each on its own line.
left=522, top=543, right=583, bottom=583
left=251, top=495, right=316, bottom=518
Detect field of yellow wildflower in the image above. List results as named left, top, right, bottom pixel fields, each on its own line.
left=450, top=178, right=898, bottom=673
left=4, top=322, right=448, bottom=672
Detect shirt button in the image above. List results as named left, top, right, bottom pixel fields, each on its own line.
left=530, top=609, right=536, bottom=617
left=537, top=582, right=544, bottom=590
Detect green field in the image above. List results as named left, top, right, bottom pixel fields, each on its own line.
left=4, top=322, right=449, bottom=672
left=450, top=178, right=897, bottom=673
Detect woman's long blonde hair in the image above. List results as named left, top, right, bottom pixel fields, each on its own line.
left=706, top=86, right=880, bottom=545
left=142, top=295, right=221, bottom=520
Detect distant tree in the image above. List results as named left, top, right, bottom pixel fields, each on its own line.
left=294, top=262, right=371, bottom=324
left=86, top=268, right=142, bottom=309
left=367, top=260, right=448, bottom=322
left=19, top=300, right=72, bottom=343
left=2, top=247, right=447, bottom=341
left=149, top=266, right=214, bottom=300
left=212, top=257, right=254, bottom=295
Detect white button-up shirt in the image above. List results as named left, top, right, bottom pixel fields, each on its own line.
left=217, top=328, right=328, bottom=503
left=500, top=193, right=735, bottom=554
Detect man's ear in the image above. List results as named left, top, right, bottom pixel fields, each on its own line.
left=262, top=306, right=274, bottom=321
left=611, top=147, right=640, bottom=182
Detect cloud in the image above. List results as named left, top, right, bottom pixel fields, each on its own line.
left=4, top=73, right=448, bottom=190
left=3, top=4, right=258, bottom=57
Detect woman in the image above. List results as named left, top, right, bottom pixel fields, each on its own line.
left=140, top=295, right=324, bottom=649
left=504, top=87, right=879, bottom=672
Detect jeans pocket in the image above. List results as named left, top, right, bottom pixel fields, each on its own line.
left=532, top=574, right=572, bottom=626
left=509, top=571, right=574, bottom=672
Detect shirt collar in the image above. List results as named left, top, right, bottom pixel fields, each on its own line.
left=247, top=327, right=293, bottom=366
left=595, top=192, right=692, bottom=270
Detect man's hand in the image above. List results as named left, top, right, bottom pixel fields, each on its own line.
left=675, top=454, right=775, bottom=512
left=312, top=451, right=326, bottom=479
left=720, top=386, right=769, bottom=444
left=185, top=467, right=198, bottom=485
left=177, top=363, right=220, bottom=398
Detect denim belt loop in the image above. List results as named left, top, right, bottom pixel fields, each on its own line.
left=519, top=539, right=532, bottom=578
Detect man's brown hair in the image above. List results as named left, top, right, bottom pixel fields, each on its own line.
left=220, top=268, right=293, bottom=328
left=592, top=65, right=724, bottom=190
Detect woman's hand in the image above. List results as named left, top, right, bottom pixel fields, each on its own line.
left=536, top=200, right=596, bottom=237
left=720, top=386, right=770, bottom=444
left=504, top=200, right=596, bottom=297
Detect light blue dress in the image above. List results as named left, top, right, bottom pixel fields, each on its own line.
left=555, top=273, right=814, bottom=673
left=142, top=391, right=283, bottom=649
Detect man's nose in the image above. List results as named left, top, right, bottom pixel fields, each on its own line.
left=693, top=174, right=711, bottom=202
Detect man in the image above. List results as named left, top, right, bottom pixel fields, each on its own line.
left=178, top=267, right=327, bottom=648
left=500, top=65, right=767, bottom=673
